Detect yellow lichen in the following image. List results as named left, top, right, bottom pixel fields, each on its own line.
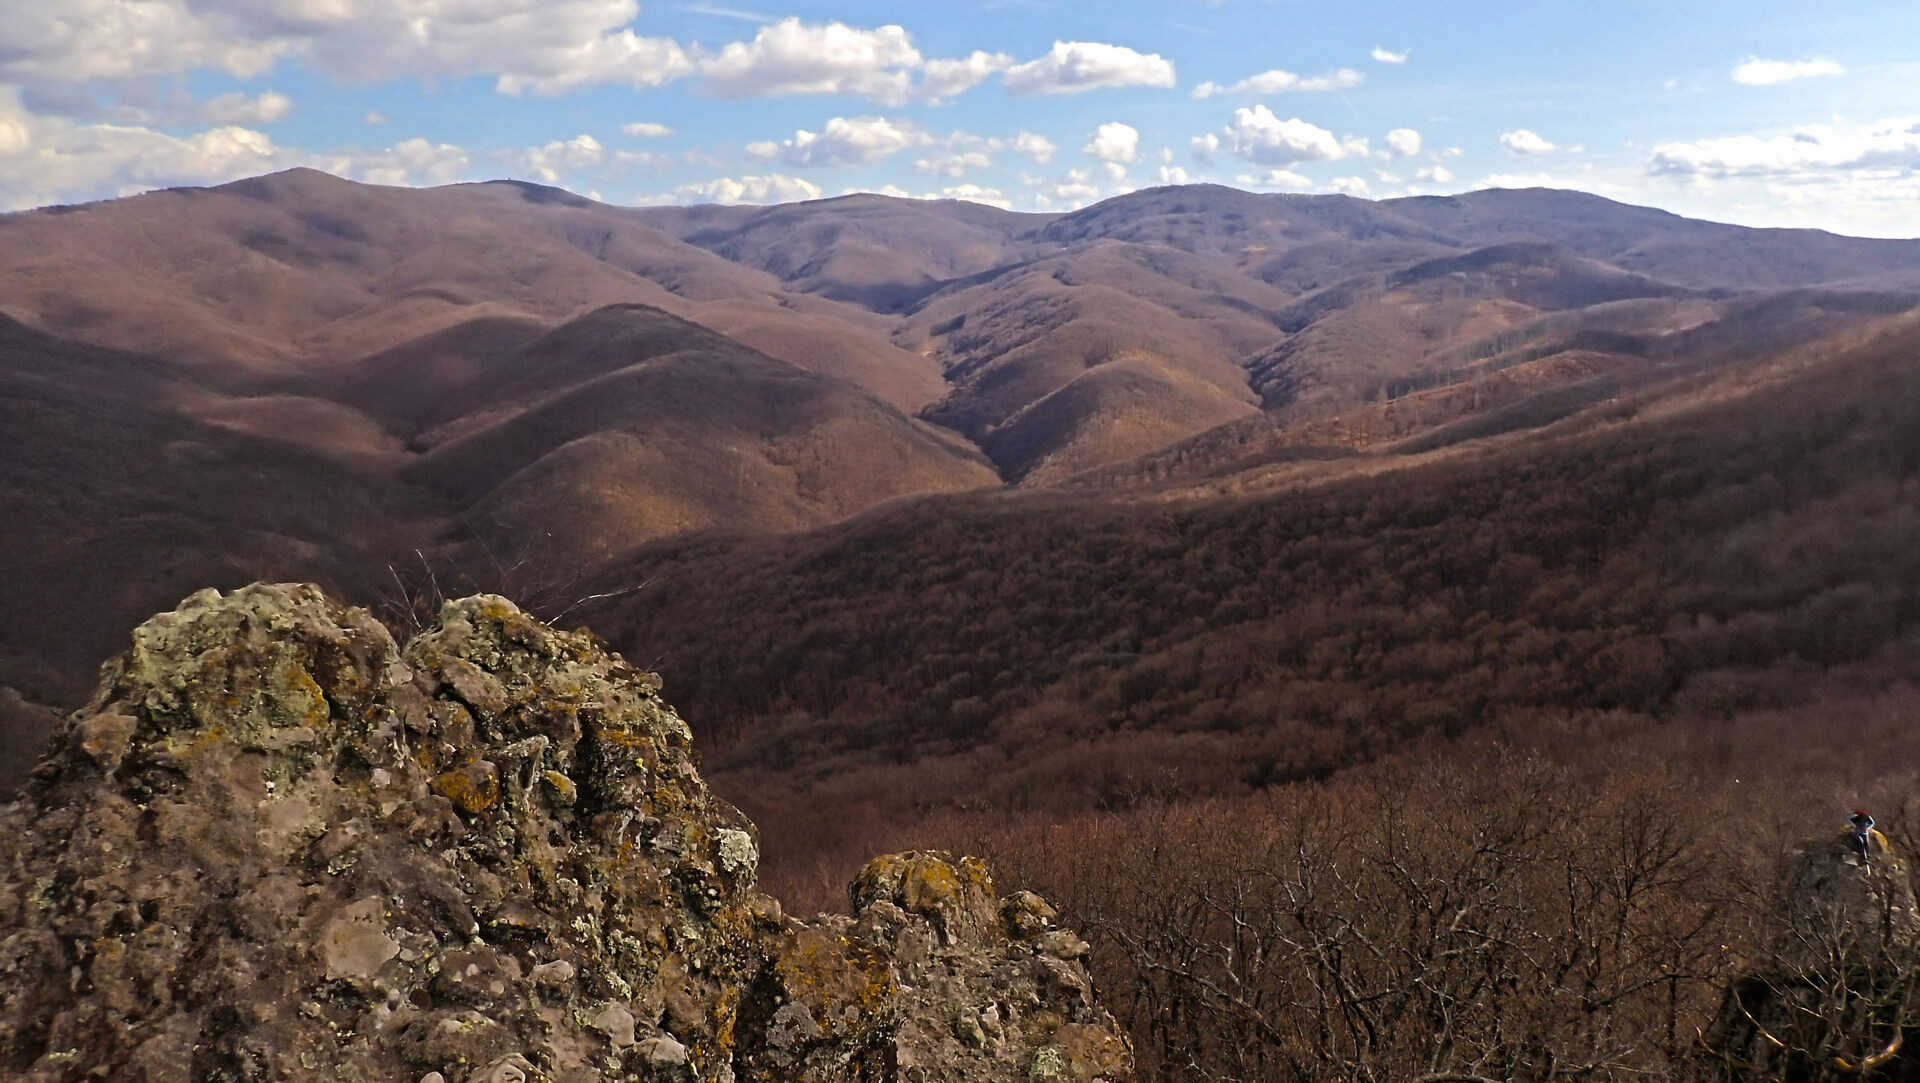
left=432, top=762, right=500, bottom=814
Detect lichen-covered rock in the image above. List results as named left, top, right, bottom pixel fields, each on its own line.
left=1700, top=829, right=1920, bottom=1079
left=734, top=851, right=1130, bottom=1083
left=0, top=584, right=1132, bottom=1083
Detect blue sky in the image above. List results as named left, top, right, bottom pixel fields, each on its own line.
left=2, top=1, right=1916, bottom=235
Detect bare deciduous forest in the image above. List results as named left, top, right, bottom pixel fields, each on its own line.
left=542, top=312, right=1920, bottom=1081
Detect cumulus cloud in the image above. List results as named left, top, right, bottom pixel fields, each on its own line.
left=1731, top=56, right=1844, bottom=86
left=1191, top=67, right=1364, bottom=99
left=1500, top=128, right=1557, bottom=155
left=1415, top=164, right=1454, bottom=183
left=0, top=92, right=35, bottom=159
left=1371, top=46, right=1408, bottom=64
left=1236, top=168, right=1312, bottom=190
left=0, top=0, right=699, bottom=97
left=698, top=18, right=920, bottom=102
left=916, top=150, right=992, bottom=177
left=364, top=111, right=387, bottom=125
left=920, top=51, right=1015, bottom=102
left=1003, top=41, right=1176, bottom=95
left=199, top=91, right=292, bottom=126
left=1190, top=132, right=1221, bottom=162
left=1222, top=106, right=1348, bottom=165
left=0, top=91, right=475, bottom=210
left=746, top=115, right=921, bottom=168
left=928, top=183, right=1011, bottom=208
left=1157, top=164, right=1190, bottom=185
left=1050, top=168, right=1102, bottom=202
left=352, top=138, right=472, bottom=187
left=1648, top=116, right=1920, bottom=178
left=1479, top=171, right=1563, bottom=189
left=692, top=18, right=1007, bottom=104
left=1, top=5, right=1006, bottom=107
left=1015, top=131, right=1058, bottom=164
left=507, top=133, right=604, bottom=183
left=621, top=121, right=675, bottom=138
left=1328, top=176, right=1370, bottom=196
left=667, top=173, right=824, bottom=204
left=1084, top=121, right=1140, bottom=164
left=1384, top=128, right=1422, bottom=158
left=494, top=29, right=693, bottom=95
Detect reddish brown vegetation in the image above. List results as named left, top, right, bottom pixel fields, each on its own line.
left=586, top=312, right=1920, bottom=820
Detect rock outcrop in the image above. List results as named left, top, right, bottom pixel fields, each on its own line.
left=0, top=584, right=1131, bottom=1082
left=1701, top=828, right=1920, bottom=1080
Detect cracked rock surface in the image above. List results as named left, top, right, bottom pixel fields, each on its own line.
left=0, top=584, right=1131, bottom=1083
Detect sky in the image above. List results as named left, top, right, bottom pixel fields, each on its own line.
left=0, top=0, right=1916, bottom=236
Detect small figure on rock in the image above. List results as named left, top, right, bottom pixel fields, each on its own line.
left=1849, top=809, right=1875, bottom=862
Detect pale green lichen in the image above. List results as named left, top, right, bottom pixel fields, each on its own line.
left=716, top=829, right=757, bottom=878
left=1028, top=1046, right=1067, bottom=1082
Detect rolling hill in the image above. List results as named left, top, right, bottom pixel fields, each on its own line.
left=4, top=169, right=1920, bottom=798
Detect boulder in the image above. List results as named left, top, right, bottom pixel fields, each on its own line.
left=0, top=584, right=1131, bottom=1083
left=1700, top=827, right=1920, bottom=1080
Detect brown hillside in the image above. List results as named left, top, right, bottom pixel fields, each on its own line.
left=635, top=193, right=1055, bottom=311
left=403, top=304, right=999, bottom=564
left=564, top=307, right=1920, bottom=816
left=0, top=170, right=950, bottom=415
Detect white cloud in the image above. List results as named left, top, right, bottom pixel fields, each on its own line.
left=667, top=173, right=824, bottom=204
left=0, top=4, right=1013, bottom=109
left=1384, top=128, right=1422, bottom=158
left=1415, top=164, right=1454, bottom=183
left=1648, top=115, right=1920, bottom=178
left=1371, top=46, right=1408, bottom=64
left=507, top=133, right=604, bottom=183
left=1328, top=176, right=1370, bottom=196
left=353, top=138, right=472, bottom=187
left=747, top=115, right=921, bottom=168
left=1731, top=56, right=1845, bottom=86
left=1101, top=161, right=1129, bottom=183
left=929, top=183, right=1011, bottom=208
left=200, top=91, right=292, bottom=126
left=1236, top=168, right=1312, bottom=190
left=0, top=91, right=35, bottom=159
left=921, top=51, right=1014, bottom=102
left=1084, top=121, right=1140, bottom=164
left=1479, top=171, right=1562, bottom=189
left=1003, top=41, right=1176, bottom=96
left=0, top=90, right=475, bottom=210
left=1500, top=128, right=1557, bottom=155
left=1191, top=67, right=1364, bottom=100
left=697, top=18, right=921, bottom=103
left=1157, top=164, right=1190, bottom=185
left=1190, top=132, right=1221, bottom=162
left=494, top=28, right=693, bottom=95
left=363, top=111, right=387, bottom=126
left=0, top=0, right=700, bottom=98
left=1222, top=105, right=1348, bottom=165
left=1015, top=131, right=1058, bottom=164
left=1052, top=168, right=1102, bottom=202
left=916, top=150, right=992, bottom=177
left=621, top=121, right=675, bottom=138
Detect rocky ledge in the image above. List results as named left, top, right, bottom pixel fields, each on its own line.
left=0, top=584, right=1132, bottom=1083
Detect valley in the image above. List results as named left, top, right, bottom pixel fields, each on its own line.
left=3, top=170, right=1918, bottom=766
left=3, top=168, right=1919, bottom=1083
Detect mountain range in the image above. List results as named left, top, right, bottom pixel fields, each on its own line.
left=3, top=167, right=1919, bottom=800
